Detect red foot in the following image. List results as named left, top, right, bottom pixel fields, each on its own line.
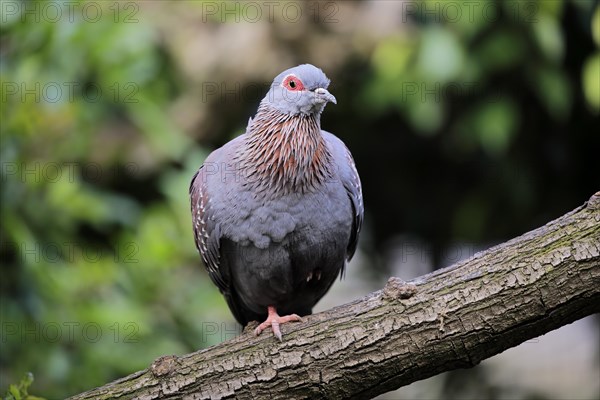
left=254, top=306, right=303, bottom=341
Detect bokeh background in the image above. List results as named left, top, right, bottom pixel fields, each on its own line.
left=1, top=0, right=599, bottom=398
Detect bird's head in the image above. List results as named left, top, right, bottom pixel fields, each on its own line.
left=263, top=64, right=336, bottom=116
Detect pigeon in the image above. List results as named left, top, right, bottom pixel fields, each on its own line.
left=190, top=64, right=363, bottom=341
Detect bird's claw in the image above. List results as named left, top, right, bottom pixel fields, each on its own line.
left=254, top=307, right=303, bottom=341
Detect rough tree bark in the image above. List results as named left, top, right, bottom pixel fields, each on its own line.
left=69, top=192, right=600, bottom=400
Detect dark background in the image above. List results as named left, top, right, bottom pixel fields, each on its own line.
left=1, top=1, right=599, bottom=398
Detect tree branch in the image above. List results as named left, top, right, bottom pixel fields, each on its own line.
left=69, top=192, right=600, bottom=399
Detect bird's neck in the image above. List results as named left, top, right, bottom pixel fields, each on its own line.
left=237, top=103, right=333, bottom=194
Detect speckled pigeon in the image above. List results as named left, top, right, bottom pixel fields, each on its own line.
left=190, top=64, right=363, bottom=341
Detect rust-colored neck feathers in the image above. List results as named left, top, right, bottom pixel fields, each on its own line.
left=237, top=102, right=333, bottom=194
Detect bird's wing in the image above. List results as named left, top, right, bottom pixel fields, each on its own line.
left=190, top=166, right=228, bottom=292
left=341, top=145, right=364, bottom=261
left=322, top=131, right=364, bottom=262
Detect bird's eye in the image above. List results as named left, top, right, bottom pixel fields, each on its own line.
left=283, top=75, right=304, bottom=91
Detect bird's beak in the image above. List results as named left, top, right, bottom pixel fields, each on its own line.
left=314, top=88, right=337, bottom=105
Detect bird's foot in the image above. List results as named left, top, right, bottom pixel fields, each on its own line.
left=254, top=306, right=303, bottom=341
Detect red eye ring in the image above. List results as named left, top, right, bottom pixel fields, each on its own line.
left=282, top=75, right=305, bottom=91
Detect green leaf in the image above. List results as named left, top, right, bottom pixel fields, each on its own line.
left=9, top=384, right=21, bottom=400
left=417, top=27, right=465, bottom=83
left=582, top=52, right=600, bottom=113
left=476, top=31, right=525, bottom=72
left=593, top=6, right=600, bottom=47
left=532, top=67, right=572, bottom=119
left=455, top=99, right=519, bottom=157
left=372, top=37, right=414, bottom=81
left=532, top=15, right=564, bottom=62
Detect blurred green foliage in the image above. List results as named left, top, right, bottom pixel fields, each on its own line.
left=1, top=1, right=225, bottom=397
left=3, top=372, right=45, bottom=400
left=351, top=0, right=599, bottom=258
left=1, top=0, right=598, bottom=398
left=364, top=1, right=578, bottom=143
